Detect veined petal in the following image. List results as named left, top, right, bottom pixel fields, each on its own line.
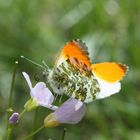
left=22, top=72, right=56, bottom=110
left=44, top=104, right=58, bottom=111
left=44, top=98, right=86, bottom=127
left=31, top=82, right=55, bottom=108
left=22, top=72, right=32, bottom=90
left=54, top=98, right=86, bottom=124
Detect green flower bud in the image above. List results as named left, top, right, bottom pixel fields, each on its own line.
left=44, top=113, right=59, bottom=128
left=24, top=98, right=38, bottom=111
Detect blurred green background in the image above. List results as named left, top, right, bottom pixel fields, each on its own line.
left=0, top=0, right=140, bottom=140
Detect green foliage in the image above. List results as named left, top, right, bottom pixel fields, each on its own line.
left=0, top=0, right=140, bottom=139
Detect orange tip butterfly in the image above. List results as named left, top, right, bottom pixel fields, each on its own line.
left=47, top=39, right=128, bottom=103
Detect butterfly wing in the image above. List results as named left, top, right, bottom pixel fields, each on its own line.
left=56, top=39, right=91, bottom=68
left=91, top=62, right=128, bottom=83
left=95, top=77, right=121, bottom=99
left=91, top=62, right=128, bottom=99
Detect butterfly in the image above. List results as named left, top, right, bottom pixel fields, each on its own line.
left=48, top=39, right=128, bottom=103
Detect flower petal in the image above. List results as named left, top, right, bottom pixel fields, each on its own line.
left=23, top=72, right=57, bottom=110
left=54, top=98, right=86, bottom=124
left=31, top=82, right=55, bottom=108
left=22, top=72, right=32, bottom=90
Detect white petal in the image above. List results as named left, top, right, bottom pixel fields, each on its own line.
left=54, top=98, right=86, bottom=124
left=95, top=77, right=121, bottom=99
left=22, top=72, right=32, bottom=90
left=75, top=100, right=83, bottom=111
left=43, top=104, right=58, bottom=111
left=31, top=82, right=55, bottom=107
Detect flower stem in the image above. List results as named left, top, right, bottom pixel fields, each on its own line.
left=19, top=109, right=26, bottom=118
left=23, top=125, right=44, bottom=140
left=7, top=61, right=18, bottom=111
left=30, top=108, right=38, bottom=140
left=6, top=125, right=13, bottom=140
left=6, top=61, right=18, bottom=139
left=60, top=128, right=67, bottom=140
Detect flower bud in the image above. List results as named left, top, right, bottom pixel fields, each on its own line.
left=9, top=112, right=19, bottom=124
left=44, top=113, right=60, bottom=128
left=24, top=98, right=38, bottom=111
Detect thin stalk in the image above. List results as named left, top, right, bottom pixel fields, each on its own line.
left=6, top=61, right=18, bottom=139
left=22, top=125, right=44, bottom=140
left=60, top=128, right=67, bottom=140
left=20, top=56, right=45, bottom=70
left=6, top=125, right=13, bottom=140
left=30, top=108, right=38, bottom=140
left=19, top=109, right=26, bottom=118
left=7, top=61, right=18, bottom=114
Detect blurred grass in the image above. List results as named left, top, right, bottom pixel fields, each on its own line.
left=0, top=0, right=140, bottom=140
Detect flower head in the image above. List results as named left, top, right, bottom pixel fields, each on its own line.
left=44, top=98, right=86, bottom=127
left=22, top=72, right=58, bottom=111
left=9, top=112, right=19, bottom=124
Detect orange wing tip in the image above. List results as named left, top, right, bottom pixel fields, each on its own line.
left=118, top=63, right=129, bottom=73
left=57, top=39, right=91, bottom=67
left=65, top=39, right=90, bottom=59
left=91, top=62, right=129, bottom=83
left=72, top=39, right=89, bottom=56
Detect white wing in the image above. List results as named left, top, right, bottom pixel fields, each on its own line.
left=95, top=76, right=121, bottom=99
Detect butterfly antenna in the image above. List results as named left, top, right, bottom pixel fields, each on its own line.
left=20, top=55, right=45, bottom=70
left=42, top=60, right=50, bottom=71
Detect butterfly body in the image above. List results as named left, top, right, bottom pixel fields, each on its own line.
left=47, top=39, right=128, bottom=103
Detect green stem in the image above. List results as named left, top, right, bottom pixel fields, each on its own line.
left=6, top=125, right=13, bottom=140
left=6, top=61, right=18, bottom=139
left=60, top=128, right=67, bottom=140
left=22, top=125, right=44, bottom=140
left=19, top=109, right=26, bottom=118
left=30, top=108, right=38, bottom=140
left=8, top=61, right=18, bottom=110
